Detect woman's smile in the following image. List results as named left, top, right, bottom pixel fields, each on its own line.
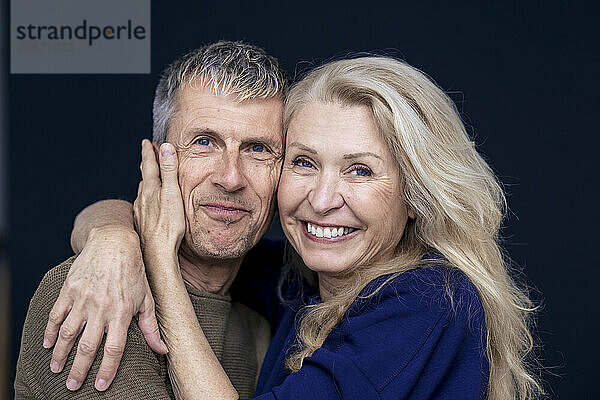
left=301, top=220, right=360, bottom=242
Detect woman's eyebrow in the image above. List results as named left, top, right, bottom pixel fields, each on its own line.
left=288, top=141, right=317, bottom=154
left=343, top=152, right=382, bottom=160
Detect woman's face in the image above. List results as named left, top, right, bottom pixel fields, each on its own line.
left=278, top=102, right=414, bottom=277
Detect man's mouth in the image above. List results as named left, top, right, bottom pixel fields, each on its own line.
left=200, top=203, right=249, bottom=223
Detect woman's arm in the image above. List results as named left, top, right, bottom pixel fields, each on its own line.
left=44, top=193, right=166, bottom=391
left=146, top=252, right=238, bottom=400
left=135, top=140, right=238, bottom=400
left=70, top=199, right=135, bottom=253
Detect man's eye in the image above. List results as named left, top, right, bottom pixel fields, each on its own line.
left=252, top=144, right=265, bottom=152
left=197, top=138, right=211, bottom=146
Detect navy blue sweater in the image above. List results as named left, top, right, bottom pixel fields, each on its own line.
left=232, top=240, right=488, bottom=399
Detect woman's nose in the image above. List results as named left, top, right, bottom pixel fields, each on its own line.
left=307, top=174, right=344, bottom=215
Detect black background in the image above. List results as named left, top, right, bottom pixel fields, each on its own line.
left=6, top=1, right=599, bottom=398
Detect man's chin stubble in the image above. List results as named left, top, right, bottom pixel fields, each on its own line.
left=186, top=226, right=254, bottom=261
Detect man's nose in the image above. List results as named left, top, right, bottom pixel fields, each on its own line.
left=211, top=151, right=247, bottom=192
left=307, top=173, right=344, bottom=215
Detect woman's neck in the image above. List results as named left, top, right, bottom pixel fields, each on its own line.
left=317, top=273, right=348, bottom=301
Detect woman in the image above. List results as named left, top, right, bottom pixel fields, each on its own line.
left=134, top=56, right=541, bottom=399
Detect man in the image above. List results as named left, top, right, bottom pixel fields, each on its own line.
left=15, top=40, right=289, bottom=399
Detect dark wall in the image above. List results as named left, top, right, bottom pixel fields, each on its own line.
left=8, top=1, right=599, bottom=397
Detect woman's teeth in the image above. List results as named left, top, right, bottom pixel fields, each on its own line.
left=306, top=222, right=355, bottom=238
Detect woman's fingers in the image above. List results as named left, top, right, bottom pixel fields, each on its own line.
left=45, top=228, right=149, bottom=390
left=43, top=292, right=72, bottom=349
left=158, top=143, right=182, bottom=204
left=158, top=143, right=178, bottom=192
left=140, top=139, right=160, bottom=191
left=136, top=284, right=167, bottom=354
left=158, top=143, right=186, bottom=239
left=50, top=312, right=85, bottom=373
left=134, top=141, right=185, bottom=280
left=135, top=141, right=185, bottom=247
left=94, top=317, right=128, bottom=391
left=66, top=321, right=104, bottom=390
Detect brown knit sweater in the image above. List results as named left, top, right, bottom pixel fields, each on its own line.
left=14, top=256, right=271, bottom=399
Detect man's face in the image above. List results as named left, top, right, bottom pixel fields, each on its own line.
left=166, top=84, right=283, bottom=261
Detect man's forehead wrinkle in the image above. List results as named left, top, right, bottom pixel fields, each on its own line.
left=173, top=97, right=277, bottom=127
left=177, top=84, right=277, bottom=117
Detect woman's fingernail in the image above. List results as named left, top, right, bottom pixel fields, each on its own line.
left=160, top=143, right=174, bottom=157
left=66, top=379, right=79, bottom=390
left=43, top=338, right=51, bottom=348
left=96, top=378, right=107, bottom=391
left=50, top=360, right=60, bottom=373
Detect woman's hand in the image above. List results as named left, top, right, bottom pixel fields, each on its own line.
left=133, top=140, right=238, bottom=400
left=133, top=140, right=185, bottom=277
left=43, top=203, right=168, bottom=392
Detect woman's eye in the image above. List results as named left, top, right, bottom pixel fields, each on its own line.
left=252, top=144, right=265, bottom=152
left=350, top=165, right=372, bottom=177
left=196, top=138, right=211, bottom=146
left=292, top=158, right=314, bottom=169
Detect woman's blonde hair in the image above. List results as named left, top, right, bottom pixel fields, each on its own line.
left=281, top=56, right=541, bottom=400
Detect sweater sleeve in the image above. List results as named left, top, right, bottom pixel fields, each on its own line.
left=245, top=267, right=488, bottom=400
left=14, top=257, right=174, bottom=400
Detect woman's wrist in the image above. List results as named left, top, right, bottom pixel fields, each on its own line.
left=143, top=247, right=181, bottom=283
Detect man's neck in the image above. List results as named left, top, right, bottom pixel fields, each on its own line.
left=178, top=252, right=242, bottom=296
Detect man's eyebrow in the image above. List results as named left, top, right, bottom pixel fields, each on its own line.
left=181, top=128, right=282, bottom=150
left=288, top=141, right=317, bottom=154
left=342, top=152, right=383, bottom=160
left=184, top=128, right=221, bottom=139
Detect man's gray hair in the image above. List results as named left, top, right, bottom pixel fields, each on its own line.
left=152, top=40, right=289, bottom=144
